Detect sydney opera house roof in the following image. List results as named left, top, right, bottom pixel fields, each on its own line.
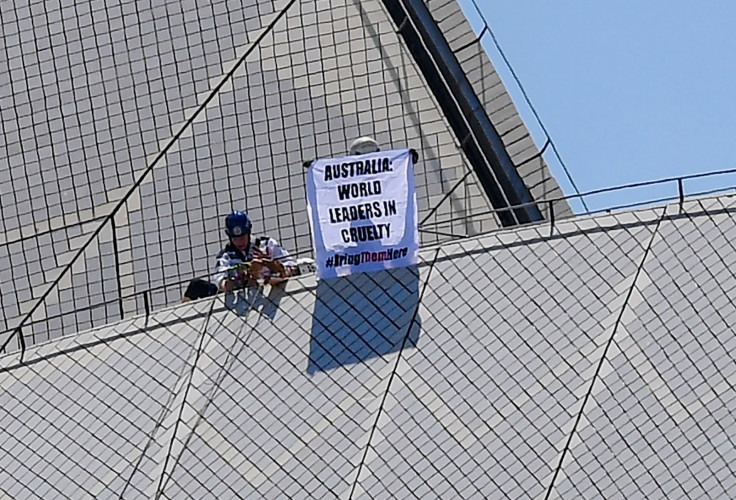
left=2, top=195, right=736, bottom=498
left=2, top=0, right=736, bottom=499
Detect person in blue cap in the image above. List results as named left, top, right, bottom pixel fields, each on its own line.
left=213, top=210, right=296, bottom=293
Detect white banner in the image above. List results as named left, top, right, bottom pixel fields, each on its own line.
left=306, top=148, right=419, bottom=279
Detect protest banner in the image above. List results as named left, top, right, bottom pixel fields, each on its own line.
left=306, top=148, right=419, bottom=279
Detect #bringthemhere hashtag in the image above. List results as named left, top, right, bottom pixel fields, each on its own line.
left=324, top=247, right=408, bottom=271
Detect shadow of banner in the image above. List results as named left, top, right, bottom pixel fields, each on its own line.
left=307, top=265, right=421, bottom=375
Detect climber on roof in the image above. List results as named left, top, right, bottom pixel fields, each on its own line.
left=213, top=210, right=297, bottom=293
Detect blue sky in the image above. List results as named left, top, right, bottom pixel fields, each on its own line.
left=458, top=1, right=736, bottom=212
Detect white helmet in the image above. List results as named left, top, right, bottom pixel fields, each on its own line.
left=349, top=136, right=380, bottom=155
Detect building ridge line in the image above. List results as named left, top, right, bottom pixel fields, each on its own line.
left=543, top=205, right=668, bottom=500
left=347, top=246, right=441, bottom=500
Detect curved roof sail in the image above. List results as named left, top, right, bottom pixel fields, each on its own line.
left=2, top=196, right=735, bottom=498
left=0, top=0, right=567, bottom=347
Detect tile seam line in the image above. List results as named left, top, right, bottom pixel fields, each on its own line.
left=543, top=205, right=667, bottom=500
left=347, top=246, right=442, bottom=500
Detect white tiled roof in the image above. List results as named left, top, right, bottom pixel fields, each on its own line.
left=2, top=195, right=734, bottom=498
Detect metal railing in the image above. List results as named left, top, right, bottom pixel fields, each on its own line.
left=3, top=166, right=735, bottom=361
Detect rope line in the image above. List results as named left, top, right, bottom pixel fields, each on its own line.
left=466, top=0, right=589, bottom=211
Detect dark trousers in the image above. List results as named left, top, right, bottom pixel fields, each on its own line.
left=184, top=279, right=218, bottom=301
